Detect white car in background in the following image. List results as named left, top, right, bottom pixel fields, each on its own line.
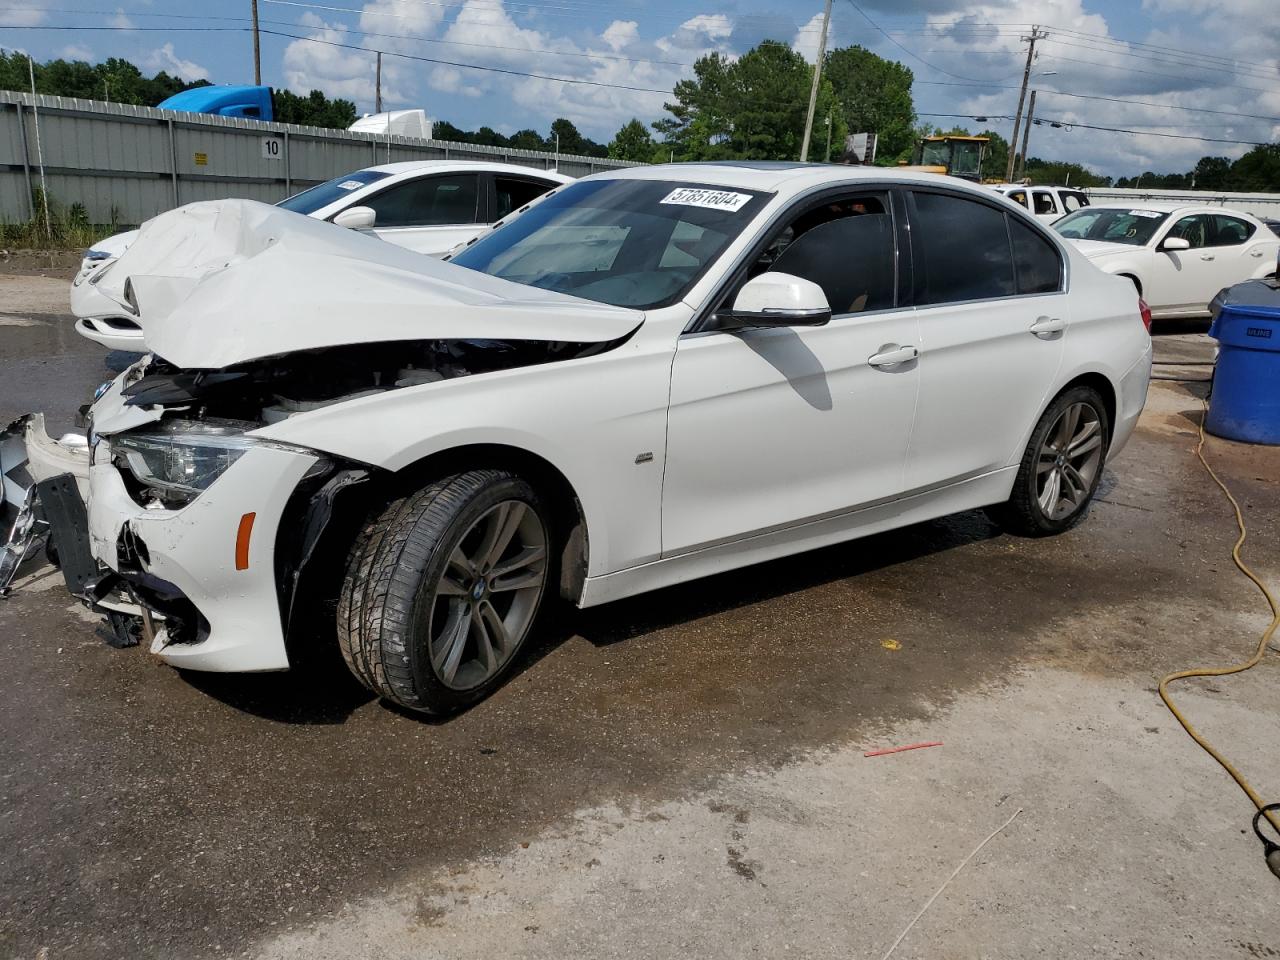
left=995, top=184, right=1091, bottom=224
left=70, top=160, right=571, bottom=351
left=7, top=163, right=1152, bottom=716
left=1054, top=203, right=1280, bottom=319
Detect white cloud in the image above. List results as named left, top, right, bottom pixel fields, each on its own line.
left=429, top=66, right=481, bottom=98
left=0, top=0, right=51, bottom=26
left=59, top=44, right=95, bottom=62
left=282, top=16, right=379, bottom=105
left=601, top=21, right=639, bottom=53
left=792, top=12, right=826, bottom=64
left=142, top=43, right=209, bottom=81
left=107, top=7, right=135, bottom=29
left=891, top=0, right=1280, bottom=176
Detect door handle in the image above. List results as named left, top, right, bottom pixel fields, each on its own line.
left=1251, top=250, right=1266, bottom=257
left=867, top=345, right=918, bottom=367
left=1200, top=254, right=1215, bottom=261
left=1029, top=316, right=1066, bottom=338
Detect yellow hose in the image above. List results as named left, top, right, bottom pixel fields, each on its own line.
left=1158, top=396, right=1280, bottom=835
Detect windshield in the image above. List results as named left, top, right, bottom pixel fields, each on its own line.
left=277, top=170, right=391, bottom=215
left=449, top=179, right=771, bottom=309
left=1054, top=207, right=1169, bottom=245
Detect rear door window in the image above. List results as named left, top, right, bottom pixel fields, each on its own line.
left=363, top=173, right=480, bottom=227
left=1032, top=191, right=1058, bottom=216
left=910, top=191, right=1015, bottom=305
left=1210, top=214, right=1255, bottom=246
left=494, top=177, right=557, bottom=220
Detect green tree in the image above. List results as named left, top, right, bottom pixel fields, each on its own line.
left=608, top=118, right=654, bottom=161
left=507, top=128, right=546, bottom=151
left=655, top=40, right=843, bottom=162
left=1228, top=144, right=1280, bottom=191
left=549, top=117, right=584, bottom=153
left=272, top=88, right=357, bottom=128
left=0, top=51, right=208, bottom=106
left=823, top=45, right=915, bottom=161
left=1192, top=156, right=1231, bottom=190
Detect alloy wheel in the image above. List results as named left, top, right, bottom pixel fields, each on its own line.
left=1036, top=401, right=1104, bottom=521
left=427, top=500, right=547, bottom=690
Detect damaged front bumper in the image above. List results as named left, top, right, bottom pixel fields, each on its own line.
left=85, top=440, right=322, bottom=671
left=4, top=411, right=348, bottom=673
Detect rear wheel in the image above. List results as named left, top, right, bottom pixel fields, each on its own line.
left=990, top=385, right=1110, bottom=536
left=338, top=470, right=551, bottom=715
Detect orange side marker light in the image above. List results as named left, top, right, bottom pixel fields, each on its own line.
left=235, top=512, right=256, bottom=570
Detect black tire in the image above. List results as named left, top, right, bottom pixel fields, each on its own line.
left=989, top=385, right=1111, bottom=537
left=338, top=469, right=552, bottom=715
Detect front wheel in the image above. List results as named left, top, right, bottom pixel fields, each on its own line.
left=338, top=469, right=551, bottom=715
left=989, top=385, right=1110, bottom=536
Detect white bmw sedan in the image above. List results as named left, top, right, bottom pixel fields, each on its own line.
left=69, top=160, right=571, bottom=351
left=18, top=163, right=1152, bottom=715
left=1054, top=203, right=1280, bottom=319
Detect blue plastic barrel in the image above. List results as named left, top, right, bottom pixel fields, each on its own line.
left=1207, top=279, right=1280, bottom=445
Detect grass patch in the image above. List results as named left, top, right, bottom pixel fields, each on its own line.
left=1, top=189, right=130, bottom=251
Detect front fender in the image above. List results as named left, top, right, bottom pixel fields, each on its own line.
left=251, top=341, right=675, bottom=578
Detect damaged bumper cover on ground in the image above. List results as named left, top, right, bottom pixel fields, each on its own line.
left=1, top=414, right=91, bottom=594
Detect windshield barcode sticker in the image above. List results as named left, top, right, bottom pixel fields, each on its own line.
left=660, top=188, right=752, bottom=212
left=1128, top=209, right=1162, bottom=218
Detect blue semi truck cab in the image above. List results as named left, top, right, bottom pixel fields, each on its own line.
left=156, top=85, right=273, bottom=121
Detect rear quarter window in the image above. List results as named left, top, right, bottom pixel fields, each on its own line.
left=1009, top=219, right=1063, bottom=294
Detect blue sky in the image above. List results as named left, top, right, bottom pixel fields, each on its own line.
left=2, top=0, right=1277, bottom=177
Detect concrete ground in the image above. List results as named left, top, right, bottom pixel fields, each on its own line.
left=1, top=275, right=1278, bottom=960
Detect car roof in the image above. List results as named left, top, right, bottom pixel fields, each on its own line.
left=586, top=161, right=1000, bottom=197
left=1079, top=201, right=1259, bottom=217
left=362, top=160, right=573, bottom=181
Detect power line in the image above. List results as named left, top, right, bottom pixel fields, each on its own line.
left=1039, top=52, right=1279, bottom=95
left=840, top=0, right=1020, bottom=83
left=258, top=27, right=673, bottom=94
left=918, top=112, right=1271, bottom=147
left=1036, top=90, right=1280, bottom=126
left=1040, top=36, right=1280, bottom=85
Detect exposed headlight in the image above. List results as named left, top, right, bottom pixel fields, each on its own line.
left=112, top=419, right=259, bottom=503
left=84, top=248, right=112, bottom=262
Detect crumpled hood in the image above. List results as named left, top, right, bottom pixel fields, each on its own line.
left=1067, top=239, right=1145, bottom=260
left=91, top=199, right=643, bottom=369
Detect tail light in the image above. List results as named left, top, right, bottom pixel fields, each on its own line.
left=1138, top=297, right=1153, bottom=333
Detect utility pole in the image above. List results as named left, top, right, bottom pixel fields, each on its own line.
left=375, top=51, right=382, bottom=113
left=824, top=110, right=833, bottom=163
left=1016, top=89, right=1036, bottom=181
left=251, top=0, right=262, bottom=86
left=799, top=0, right=833, bottom=162
left=1005, top=25, right=1046, bottom=183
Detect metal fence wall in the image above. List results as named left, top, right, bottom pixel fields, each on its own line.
left=1085, top=187, right=1280, bottom=220
left=0, top=90, right=634, bottom=227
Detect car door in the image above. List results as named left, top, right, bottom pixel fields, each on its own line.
left=1145, top=213, right=1222, bottom=313
left=903, top=188, right=1067, bottom=491
left=1209, top=213, right=1274, bottom=283
left=661, top=188, right=920, bottom=557
left=359, top=172, right=483, bottom=256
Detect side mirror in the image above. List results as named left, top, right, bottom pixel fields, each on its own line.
left=722, top=272, right=832, bottom=328
left=333, top=206, right=376, bottom=230
left=1160, top=236, right=1190, bottom=252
